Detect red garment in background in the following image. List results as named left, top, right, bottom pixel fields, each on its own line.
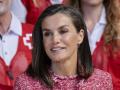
left=0, top=84, right=12, bottom=90
left=21, top=0, right=69, bottom=24
left=22, top=0, right=50, bottom=24
left=0, top=23, right=33, bottom=86
left=92, top=37, right=120, bottom=90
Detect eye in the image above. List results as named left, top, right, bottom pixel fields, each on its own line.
left=43, top=31, right=53, bottom=37
left=59, top=28, right=68, bottom=34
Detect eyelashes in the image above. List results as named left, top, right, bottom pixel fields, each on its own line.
left=43, top=28, right=69, bottom=37
left=59, top=29, right=68, bottom=34
left=43, top=31, right=52, bottom=37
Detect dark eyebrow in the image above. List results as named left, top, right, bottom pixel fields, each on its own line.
left=58, top=25, right=69, bottom=30
left=42, top=28, right=51, bottom=32
left=42, top=25, right=69, bottom=31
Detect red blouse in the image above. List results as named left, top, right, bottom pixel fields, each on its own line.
left=14, top=69, right=113, bottom=90
left=22, top=0, right=50, bottom=24
left=92, top=38, right=120, bottom=90
left=21, top=0, right=71, bottom=24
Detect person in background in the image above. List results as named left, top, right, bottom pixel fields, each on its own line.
left=0, top=84, right=12, bottom=90
left=0, top=0, right=33, bottom=89
left=21, top=0, right=73, bottom=24
left=14, top=4, right=112, bottom=90
left=21, top=0, right=50, bottom=24
left=92, top=0, right=120, bottom=89
left=11, top=0, right=27, bottom=23
left=72, top=0, right=120, bottom=89
left=76, top=0, right=108, bottom=54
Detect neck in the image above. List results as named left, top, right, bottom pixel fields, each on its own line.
left=52, top=52, right=77, bottom=76
left=52, top=61, right=77, bottom=76
left=82, top=3, right=104, bottom=32
left=0, top=11, right=11, bottom=35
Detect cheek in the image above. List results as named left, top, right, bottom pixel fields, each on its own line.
left=43, top=42, right=50, bottom=56
left=43, top=38, right=49, bottom=48
left=64, top=34, right=78, bottom=46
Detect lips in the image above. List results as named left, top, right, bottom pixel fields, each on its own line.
left=50, top=47, right=65, bottom=53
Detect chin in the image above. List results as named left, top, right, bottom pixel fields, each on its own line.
left=51, top=56, right=68, bottom=63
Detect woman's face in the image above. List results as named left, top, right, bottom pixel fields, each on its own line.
left=42, top=13, right=84, bottom=63
left=81, top=0, right=103, bottom=6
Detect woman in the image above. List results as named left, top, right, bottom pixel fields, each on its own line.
left=72, top=0, right=108, bottom=53
left=14, top=4, right=112, bottom=89
left=73, top=0, right=120, bottom=89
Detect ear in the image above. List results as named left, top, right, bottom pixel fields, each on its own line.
left=77, top=29, right=84, bottom=45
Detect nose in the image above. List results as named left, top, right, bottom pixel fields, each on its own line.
left=52, top=33, right=61, bottom=44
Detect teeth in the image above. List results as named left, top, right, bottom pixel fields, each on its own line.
left=51, top=48, right=62, bottom=51
left=51, top=47, right=64, bottom=52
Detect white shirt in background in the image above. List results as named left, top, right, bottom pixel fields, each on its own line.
left=0, top=12, right=22, bottom=65
left=11, top=0, right=27, bottom=23
left=88, top=7, right=106, bottom=54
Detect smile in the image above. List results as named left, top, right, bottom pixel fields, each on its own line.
left=50, top=47, right=65, bottom=53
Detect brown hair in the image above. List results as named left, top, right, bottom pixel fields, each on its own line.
left=27, top=4, right=93, bottom=88
left=72, top=0, right=120, bottom=44
left=104, top=0, right=120, bottom=44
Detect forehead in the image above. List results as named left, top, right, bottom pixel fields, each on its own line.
left=41, top=13, right=74, bottom=29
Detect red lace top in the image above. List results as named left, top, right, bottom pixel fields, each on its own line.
left=14, top=69, right=113, bottom=90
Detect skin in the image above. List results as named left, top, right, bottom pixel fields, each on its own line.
left=0, top=0, right=12, bottom=35
left=63, top=0, right=71, bottom=5
left=80, top=0, right=104, bottom=33
left=32, top=0, right=48, bottom=8
left=42, top=13, right=84, bottom=76
left=81, top=0, right=103, bottom=6
left=0, top=0, right=12, bottom=16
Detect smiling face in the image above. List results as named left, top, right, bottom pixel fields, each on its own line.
left=0, top=0, right=12, bottom=15
left=42, top=13, right=84, bottom=63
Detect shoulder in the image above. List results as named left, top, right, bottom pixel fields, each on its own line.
left=14, top=73, right=43, bottom=90
left=89, top=68, right=113, bottom=88
left=90, top=68, right=112, bottom=82
left=15, top=73, right=30, bottom=82
left=78, top=68, right=113, bottom=89
left=92, top=68, right=112, bottom=80
left=14, top=73, right=30, bottom=90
